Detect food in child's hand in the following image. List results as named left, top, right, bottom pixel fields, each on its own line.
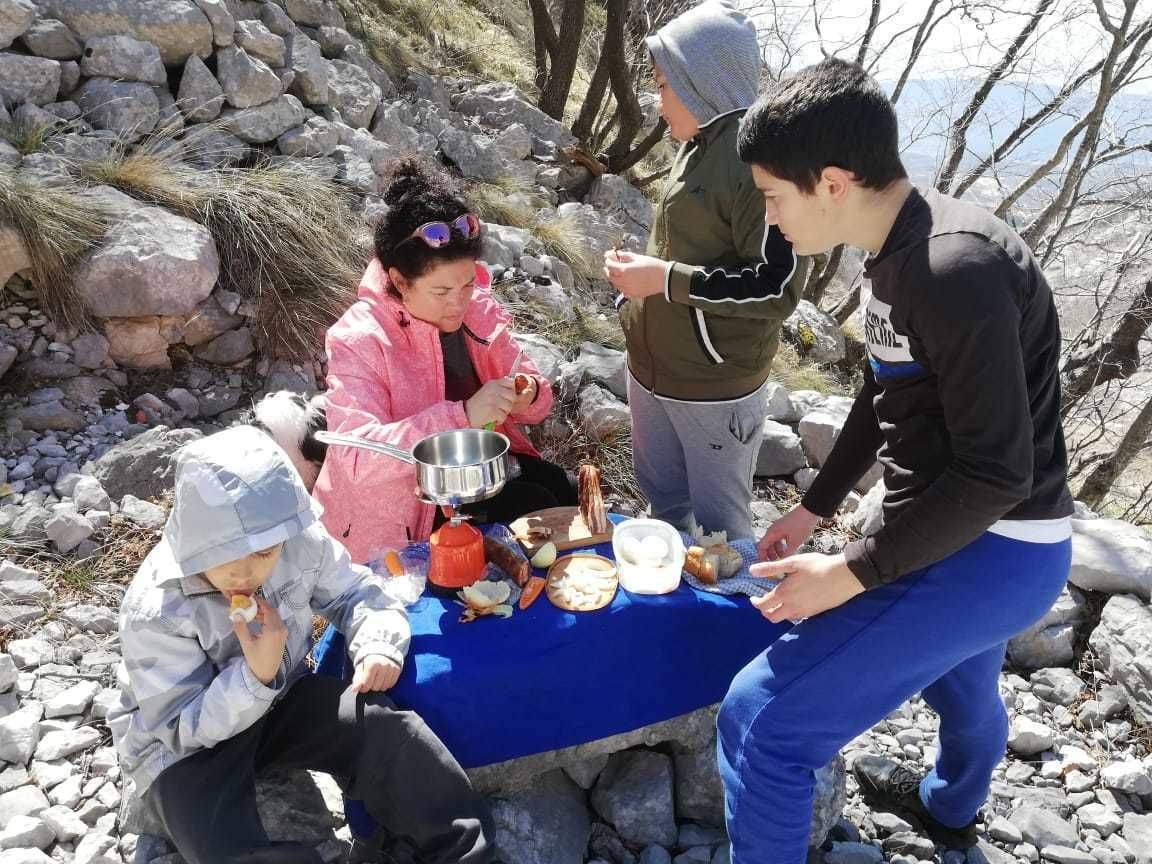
left=230, top=594, right=258, bottom=623
left=483, top=536, right=530, bottom=586
left=530, top=541, right=557, bottom=569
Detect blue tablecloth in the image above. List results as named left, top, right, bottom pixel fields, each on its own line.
left=314, top=520, right=791, bottom=769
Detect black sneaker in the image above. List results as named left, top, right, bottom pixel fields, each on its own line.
left=851, top=755, right=979, bottom=850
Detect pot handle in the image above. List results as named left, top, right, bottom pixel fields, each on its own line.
left=314, top=430, right=415, bottom=464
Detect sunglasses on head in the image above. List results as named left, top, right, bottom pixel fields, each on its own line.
left=402, top=214, right=482, bottom=249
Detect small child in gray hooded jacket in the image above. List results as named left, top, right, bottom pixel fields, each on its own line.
left=108, top=425, right=493, bottom=864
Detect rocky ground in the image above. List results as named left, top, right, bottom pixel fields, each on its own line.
left=2, top=0, right=1152, bottom=861
left=3, top=357, right=1152, bottom=863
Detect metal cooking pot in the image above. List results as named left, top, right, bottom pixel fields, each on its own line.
left=314, top=428, right=509, bottom=506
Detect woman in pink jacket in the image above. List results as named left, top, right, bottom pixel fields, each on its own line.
left=313, top=159, right=575, bottom=564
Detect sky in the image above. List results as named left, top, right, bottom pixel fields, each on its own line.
left=740, top=0, right=1152, bottom=94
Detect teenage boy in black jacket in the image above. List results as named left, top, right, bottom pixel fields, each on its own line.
left=717, top=58, right=1073, bottom=864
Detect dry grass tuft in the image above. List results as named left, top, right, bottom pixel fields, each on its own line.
left=771, top=343, right=845, bottom=394
left=0, top=167, right=105, bottom=333
left=530, top=215, right=598, bottom=281
left=338, top=0, right=533, bottom=89
left=469, top=178, right=540, bottom=230
left=6, top=518, right=159, bottom=599
left=536, top=409, right=643, bottom=504
left=0, top=117, right=55, bottom=155
left=494, top=282, right=625, bottom=353
left=72, top=139, right=367, bottom=360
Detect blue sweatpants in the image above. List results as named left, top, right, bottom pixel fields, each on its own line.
left=717, top=531, right=1071, bottom=864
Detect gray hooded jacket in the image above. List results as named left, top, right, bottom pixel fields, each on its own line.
left=107, top=425, right=411, bottom=793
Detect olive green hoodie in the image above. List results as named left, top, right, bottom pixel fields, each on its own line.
left=619, top=110, right=806, bottom=400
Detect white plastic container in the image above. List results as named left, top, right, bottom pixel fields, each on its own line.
left=612, top=518, right=685, bottom=595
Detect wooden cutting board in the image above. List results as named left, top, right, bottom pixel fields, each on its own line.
left=508, top=506, right=614, bottom=556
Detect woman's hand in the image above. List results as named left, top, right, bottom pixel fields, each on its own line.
left=603, top=251, right=669, bottom=299
left=466, top=378, right=516, bottom=428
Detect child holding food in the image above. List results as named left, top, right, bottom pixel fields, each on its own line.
left=107, top=425, right=494, bottom=864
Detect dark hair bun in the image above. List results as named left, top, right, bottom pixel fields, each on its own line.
left=382, top=158, right=457, bottom=207
left=374, top=157, right=481, bottom=281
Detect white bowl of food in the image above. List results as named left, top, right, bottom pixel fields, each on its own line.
left=612, top=518, right=685, bottom=595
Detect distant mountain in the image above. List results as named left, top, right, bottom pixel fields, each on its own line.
left=885, top=78, right=1151, bottom=191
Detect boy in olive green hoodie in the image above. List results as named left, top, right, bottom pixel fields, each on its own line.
left=605, top=1, right=806, bottom=540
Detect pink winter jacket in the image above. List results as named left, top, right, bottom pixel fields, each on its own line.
left=313, top=259, right=554, bottom=563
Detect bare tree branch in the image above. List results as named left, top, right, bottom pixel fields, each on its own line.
left=855, top=0, right=883, bottom=64
left=935, top=0, right=1058, bottom=194
left=953, top=57, right=1107, bottom=197
left=1064, top=276, right=1152, bottom=409
left=1022, top=8, right=1149, bottom=245
left=1078, top=393, right=1152, bottom=506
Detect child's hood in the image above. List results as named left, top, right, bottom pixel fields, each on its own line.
left=162, top=425, right=318, bottom=577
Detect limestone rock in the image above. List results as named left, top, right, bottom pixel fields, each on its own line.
left=177, top=54, right=225, bottom=123
left=0, top=54, right=60, bottom=106
left=77, top=188, right=219, bottom=317
left=79, top=34, right=166, bottom=84
left=38, top=0, right=214, bottom=65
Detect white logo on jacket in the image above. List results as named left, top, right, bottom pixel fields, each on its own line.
left=863, top=296, right=913, bottom=364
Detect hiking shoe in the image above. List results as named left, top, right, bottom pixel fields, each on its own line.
left=852, top=755, right=979, bottom=850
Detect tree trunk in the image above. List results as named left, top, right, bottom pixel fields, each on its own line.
left=831, top=279, right=862, bottom=325
left=1063, top=277, right=1152, bottom=409
left=600, top=0, right=646, bottom=166
left=855, top=0, right=882, bottom=64
left=528, top=0, right=559, bottom=95
left=1020, top=12, right=1150, bottom=247
left=1078, top=394, right=1152, bottom=508
left=571, top=54, right=612, bottom=144
left=803, top=245, right=844, bottom=306
left=537, top=0, right=587, bottom=120
left=952, top=57, right=1107, bottom=198
left=605, top=118, right=667, bottom=174
left=890, top=0, right=946, bottom=105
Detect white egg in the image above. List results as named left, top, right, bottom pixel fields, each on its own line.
left=617, top=536, right=643, bottom=565
left=639, top=535, right=669, bottom=564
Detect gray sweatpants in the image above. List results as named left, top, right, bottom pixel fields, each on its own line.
left=627, top=371, right=766, bottom=540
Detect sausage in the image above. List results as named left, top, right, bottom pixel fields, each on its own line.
left=484, top=536, right=530, bottom=586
